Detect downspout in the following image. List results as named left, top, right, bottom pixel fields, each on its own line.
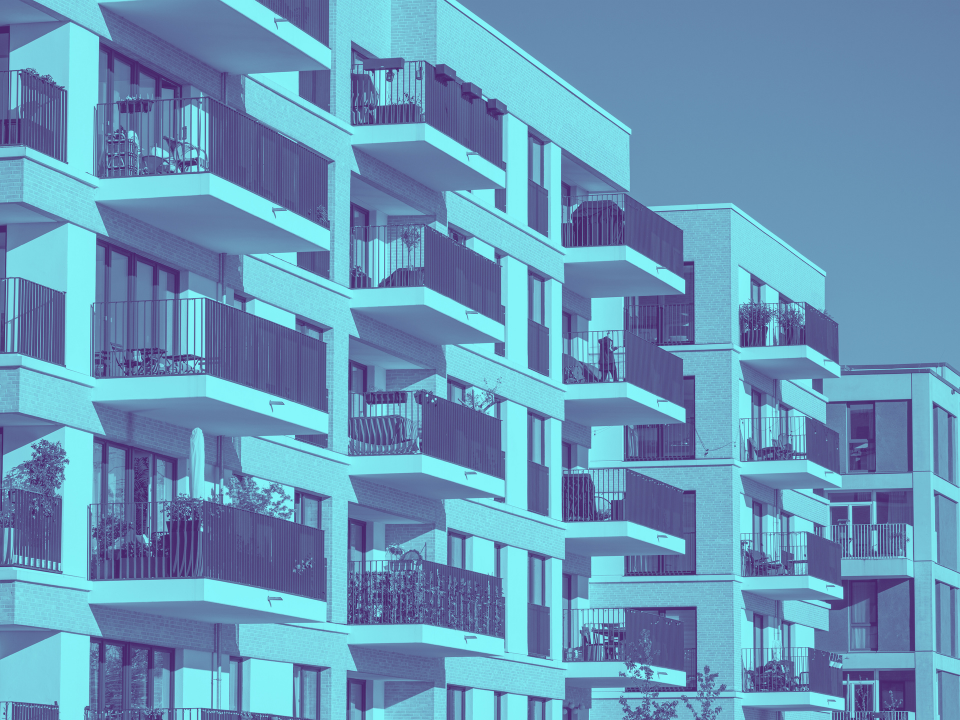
left=212, top=622, right=222, bottom=709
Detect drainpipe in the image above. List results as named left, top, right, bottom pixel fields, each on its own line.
left=212, top=622, right=222, bottom=709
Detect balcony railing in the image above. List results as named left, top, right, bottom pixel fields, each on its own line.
left=625, top=422, right=697, bottom=461
left=528, top=180, right=548, bottom=235
left=0, top=70, right=67, bottom=161
left=0, top=278, right=66, bottom=365
left=833, top=713, right=912, bottom=720
left=94, top=97, right=331, bottom=228
left=85, top=710, right=299, bottom=720
left=829, top=523, right=911, bottom=559
left=562, top=608, right=684, bottom=670
left=625, top=303, right=694, bottom=345
left=528, top=603, right=550, bottom=658
left=562, top=194, right=684, bottom=277
left=347, top=391, right=505, bottom=478
left=351, top=60, right=505, bottom=168
left=739, top=416, right=841, bottom=473
left=0, top=489, right=62, bottom=573
left=348, top=559, right=504, bottom=638
left=528, top=319, right=549, bottom=376
left=528, top=461, right=549, bottom=516
left=739, top=302, right=840, bottom=364
left=255, top=0, right=329, bottom=45
left=741, top=531, right=842, bottom=585
left=563, top=468, right=684, bottom=537
left=563, top=329, right=684, bottom=406
left=89, top=500, right=326, bottom=601
left=91, top=298, right=327, bottom=411
left=350, top=225, right=502, bottom=322
left=1, top=703, right=59, bottom=720
left=742, top=648, right=842, bottom=696
left=625, top=533, right=696, bottom=577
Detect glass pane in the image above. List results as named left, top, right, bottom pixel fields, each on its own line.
left=106, top=446, right=127, bottom=505
left=90, top=642, right=100, bottom=711
left=93, top=441, right=104, bottom=506
left=98, top=48, right=108, bottom=106
left=300, top=495, right=321, bottom=529
left=103, top=643, right=124, bottom=711
left=529, top=556, right=544, bottom=604
left=112, top=57, right=132, bottom=104
left=155, top=457, right=175, bottom=503
left=348, top=680, right=365, bottom=719
left=137, top=69, right=158, bottom=100
left=229, top=659, right=240, bottom=711
left=302, top=668, right=319, bottom=720
left=108, top=249, right=129, bottom=304
left=129, top=645, right=149, bottom=709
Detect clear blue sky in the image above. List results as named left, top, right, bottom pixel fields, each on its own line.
left=460, top=0, right=960, bottom=368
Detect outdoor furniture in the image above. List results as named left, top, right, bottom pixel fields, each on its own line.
left=103, top=127, right=140, bottom=177
left=562, top=354, right=602, bottom=384
left=569, top=199, right=624, bottom=246
left=563, top=473, right=597, bottom=521
left=168, top=353, right=205, bottom=374
left=348, top=414, right=418, bottom=453
left=351, top=73, right=378, bottom=123
left=163, top=134, right=207, bottom=173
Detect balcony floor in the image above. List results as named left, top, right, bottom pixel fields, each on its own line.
left=564, top=384, right=686, bottom=427
left=93, top=375, right=329, bottom=437
left=741, top=575, right=843, bottom=602
left=88, top=578, right=326, bottom=624
left=99, top=0, right=331, bottom=73
left=351, top=287, right=505, bottom=345
left=96, top=174, right=330, bottom=255
left=739, top=345, right=841, bottom=380
left=740, top=459, right=842, bottom=490
left=352, top=124, right=505, bottom=192
left=740, top=692, right=843, bottom=711
left=841, top=556, right=914, bottom=578
left=348, top=624, right=504, bottom=657
left=566, top=661, right=685, bottom=689
left=562, top=245, right=685, bottom=299
left=565, top=521, right=685, bottom=557
left=348, top=454, right=504, bottom=499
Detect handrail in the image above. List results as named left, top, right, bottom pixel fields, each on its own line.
left=84, top=709, right=300, bottom=720
left=1, top=702, right=59, bottom=720
left=0, top=70, right=67, bottom=161
left=738, top=416, right=841, bottom=473
left=742, top=647, right=842, bottom=696
left=741, top=531, right=842, bottom=584
left=562, top=468, right=684, bottom=537
left=829, top=523, right=912, bottom=559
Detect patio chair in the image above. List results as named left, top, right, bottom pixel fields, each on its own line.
left=773, top=433, right=795, bottom=460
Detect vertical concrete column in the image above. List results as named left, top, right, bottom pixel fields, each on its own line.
left=467, top=536, right=494, bottom=576
left=546, top=417, right=562, bottom=521
left=546, top=278, right=562, bottom=385
left=176, top=649, right=213, bottom=709
left=468, top=688, right=493, bottom=719
left=503, top=115, right=529, bottom=226
left=366, top=679, right=385, bottom=720
left=502, top=256, right=529, bottom=370
left=245, top=659, right=292, bottom=714
left=504, top=692, right=527, bottom=718
left=912, top=374, right=933, bottom=474
left=58, top=426, right=93, bottom=579
left=503, top=400, right=529, bottom=509
left=546, top=556, right=563, bottom=661
left=503, top=545, right=528, bottom=655
left=548, top=698, right=564, bottom=719
left=544, top=142, right=563, bottom=245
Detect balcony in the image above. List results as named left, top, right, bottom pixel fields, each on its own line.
left=349, top=225, right=504, bottom=345
left=625, top=303, right=694, bottom=346
left=741, top=648, right=843, bottom=711
left=830, top=523, right=914, bottom=578
left=86, top=711, right=300, bottom=720
left=2, top=703, right=58, bottom=720
left=0, top=489, right=62, bottom=573
left=561, top=194, right=685, bottom=299
left=562, top=330, right=686, bottom=427
left=739, top=302, right=840, bottom=379
left=97, top=0, right=330, bottom=74
left=563, top=609, right=686, bottom=688
left=625, top=422, right=696, bottom=461
left=348, top=559, right=504, bottom=657
left=351, top=60, right=506, bottom=191
left=528, top=603, right=550, bottom=658
left=347, top=391, right=505, bottom=499
left=91, top=298, right=329, bottom=437
left=0, top=69, right=66, bottom=169
left=88, top=500, right=326, bottom=624
left=95, top=97, right=331, bottom=255
left=562, top=469, right=685, bottom=557
left=739, top=416, right=842, bottom=490
left=741, top=532, right=843, bottom=602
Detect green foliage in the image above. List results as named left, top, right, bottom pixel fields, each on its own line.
left=619, top=632, right=679, bottom=720
left=738, top=302, right=775, bottom=330
left=4, top=439, right=69, bottom=516
left=222, top=475, right=293, bottom=520
left=91, top=513, right=133, bottom=559
left=681, top=666, right=726, bottom=720
left=167, top=493, right=205, bottom=522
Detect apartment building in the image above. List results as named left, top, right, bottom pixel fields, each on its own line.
left=0, top=0, right=704, bottom=718
left=821, top=363, right=960, bottom=720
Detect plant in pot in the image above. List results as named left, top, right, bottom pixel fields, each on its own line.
left=117, top=95, right=155, bottom=114
left=165, top=494, right=204, bottom=578
left=776, top=304, right=806, bottom=346
left=739, top=302, right=774, bottom=348
left=91, top=513, right=134, bottom=579
left=2, top=439, right=68, bottom=566
left=398, top=225, right=423, bottom=272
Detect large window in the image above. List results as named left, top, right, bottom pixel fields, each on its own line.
left=829, top=401, right=912, bottom=473
left=98, top=45, right=180, bottom=144
left=529, top=273, right=545, bottom=325
left=528, top=412, right=545, bottom=465
left=293, top=665, right=322, bottom=719
left=528, top=697, right=547, bottom=720
left=528, top=135, right=545, bottom=188
left=849, top=580, right=879, bottom=651
left=448, top=532, right=466, bottom=569
left=529, top=554, right=546, bottom=606
left=937, top=493, right=959, bottom=570
left=89, top=639, right=172, bottom=713
left=96, top=241, right=180, bottom=305
left=849, top=403, right=876, bottom=472
left=937, top=582, right=959, bottom=658
left=934, top=404, right=957, bottom=484
left=92, top=439, right=178, bottom=507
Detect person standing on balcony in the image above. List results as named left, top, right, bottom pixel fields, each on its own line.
left=599, top=333, right=619, bottom=382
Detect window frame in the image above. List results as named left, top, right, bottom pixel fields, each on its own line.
left=528, top=273, right=546, bottom=325
left=446, top=685, right=468, bottom=720
left=528, top=553, right=547, bottom=606
left=89, top=638, right=174, bottom=713
left=293, top=664, right=323, bottom=719
left=447, top=532, right=467, bottom=570
left=528, top=412, right=546, bottom=465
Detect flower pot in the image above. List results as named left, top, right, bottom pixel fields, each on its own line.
left=117, top=98, right=155, bottom=114
left=167, top=519, right=202, bottom=578
left=740, top=324, right=768, bottom=348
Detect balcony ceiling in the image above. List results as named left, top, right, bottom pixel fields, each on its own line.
left=739, top=346, right=841, bottom=380
left=740, top=460, right=842, bottom=490
left=565, top=521, right=685, bottom=557
left=349, top=455, right=504, bottom=500
left=566, top=662, right=686, bottom=689
left=740, top=692, right=843, bottom=712
left=98, top=0, right=331, bottom=74
left=563, top=245, right=685, bottom=299
left=0, top=0, right=54, bottom=23
left=564, top=385, right=686, bottom=427
left=348, top=624, right=504, bottom=657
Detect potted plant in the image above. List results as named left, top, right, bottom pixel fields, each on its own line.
left=776, top=304, right=806, bottom=346
left=350, top=264, right=371, bottom=289
left=739, top=302, right=775, bottom=348
left=377, top=90, right=422, bottom=124
left=398, top=225, right=423, bottom=271
left=90, top=513, right=134, bottom=579
left=117, top=95, right=155, bottom=114
left=165, top=494, right=204, bottom=578
left=2, top=439, right=68, bottom=567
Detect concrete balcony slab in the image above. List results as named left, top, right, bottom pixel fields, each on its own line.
left=347, top=624, right=504, bottom=658
left=740, top=691, right=843, bottom=711
left=565, top=521, right=685, bottom=558
left=741, top=575, right=843, bottom=602
left=739, top=345, right=841, bottom=380
left=740, top=460, right=842, bottom=490
left=565, top=661, right=685, bottom=689
left=565, top=383, right=685, bottom=427
left=562, top=245, right=685, bottom=299
left=348, top=453, right=504, bottom=500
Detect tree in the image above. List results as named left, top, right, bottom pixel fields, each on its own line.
left=460, top=377, right=503, bottom=414
left=3, top=439, right=68, bottom=516
left=619, top=632, right=679, bottom=720
left=222, top=474, right=293, bottom=520
left=681, top=666, right=726, bottom=720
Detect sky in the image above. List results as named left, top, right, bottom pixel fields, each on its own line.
left=459, top=0, right=960, bottom=369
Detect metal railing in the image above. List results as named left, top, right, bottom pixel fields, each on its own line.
left=91, top=298, right=327, bottom=411
left=739, top=302, right=840, bottom=364
left=833, top=713, right=912, bottom=720
left=85, top=710, right=299, bottom=720
left=742, top=647, right=842, bottom=696
left=528, top=461, right=549, bottom=516
left=348, top=559, right=504, bottom=638
left=562, top=608, right=684, bottom=670
left=624, top=303, right=694, bottom=345
left=350, top=225, right=502, bottom=322
left=255, top=0, right=329, bottom=44
left=741, top=531, right=842, bottom=585
left=347, top=391, right=505, bottom=478
left=0, top=278, right=66, bottom=365
left=562, top=329, right=684, bottom=406
left=94, top=96, right=331, bottom=228
left=528, top=603, right=550, bottom=657
left=829, top=523, right=912, bottom=559
left=351, top=60, right=504, bottom=168
left=89, top=500, right=325, bottom=600
left=625, top=422, right=697, bottom=461
left=0, top=703, right=58, bottom=720
left=625, top=533, right=696, bottom=576
left=528, top=180, right=548, bottom=235
left=0, top=70, right=67, bottom=161
left=563, top=468, right=684, bottom=537
left=0, top=489, right=62, bottom=573
left=562, top=193, right=684, bottom=277
left=528, top=319, right=549, bottom=376
left=739, top=416, right=841, bottom=473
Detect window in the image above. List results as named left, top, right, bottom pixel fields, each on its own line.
left=494, top=252, right=506, bottom=357
left=849, top=580, right=879, bottom=651
left=529, top=554, right=546, bottom=606
left=934, top=404, right=957, bottom=484
left=494, top=692, right=506, bottom=720
left=528, top=273, right=545, bottom=325
left=0, top=27, right=8, bottom=72
left=0, top=226, right=6, bottom=279
left=750, top=276, right=763, bottom=304
left=293, top=665, right=322, bottom=719
left=96, top=241, right=180, bottom=305
left=231, top=293, right=249, bottom=312
left=849, top=403, right=877, bottom=472
left=299, top=69, right=331, bottom=112
left=347, top=678, right=366, bottom=719
left=528, top=135, right=545, bottom=187
left=92, top=439, right=178, bottom=508
left=348, top=519, right=366, bottom=567
left=936, top=494, right=958, bottom=570
left=295, top=492, right=322, bottom=529
left=625, top=491, right=696, bottom=576
left=528, top=697, right=547, bottom=720
left=447, top=532, right=467, bottom=569
left=753, top=613, right=764, bottom=653
left=228, top=657, right=244, bottom=711
left=89, top=640, right=172, bottom=713
left=446, top=686, right=467, bottom=720
left=562, top=573, right=573, bottom=651
left=782, top=621, right=794, bottom=650
left=447, top=378, right=467, bottom=404
left=495, top=543, right=505, bottom=579
left=562, top=311, right=573, bottom=355
left=98, top=45, right=180, bottom=147
left=562, top=441, right=573, bottom=471
left=349, top=361, right=367, bottom=394
left=938, top=582, right=959, bottom=658
left=528, top=413, right=545, bottom=465
left=830, top=401, right=911, bottom=473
